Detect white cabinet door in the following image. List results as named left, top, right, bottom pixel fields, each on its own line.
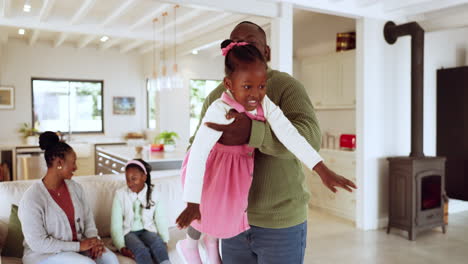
left=307, top=150, right=356, bottom=222
left=337, top=50, right=356, bottom=107
left=323, top=58, right=340, bottom=107
left=300, top=50, right=355, bottom=109
left=301, top=58, right=325, bottom=108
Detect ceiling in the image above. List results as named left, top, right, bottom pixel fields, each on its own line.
left=0, top=0, right=467, bottom=55
left=0, top=0, right=271, bottom=54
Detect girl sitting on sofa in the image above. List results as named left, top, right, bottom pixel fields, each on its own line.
left=111, top=159, right=171, bottom=264
left=18, top=131, right=119, bottom=264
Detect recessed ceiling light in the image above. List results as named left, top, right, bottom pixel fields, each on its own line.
left=192, top=49, right=198, bottom=55
left=100, top=36, right=109, bottom=42
left=23, top=4, right=31, bottom=12
left=18, top=29, right=25, bottom=35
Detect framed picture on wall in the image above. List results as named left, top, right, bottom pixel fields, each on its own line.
left=0, top=86, right=14, bottom=109
left=113, top=96, right=135, bottom=115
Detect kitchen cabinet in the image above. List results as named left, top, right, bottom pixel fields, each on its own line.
left=305, top=149, right=356, bottom=221
left=301, top=50, right=355, bottom=109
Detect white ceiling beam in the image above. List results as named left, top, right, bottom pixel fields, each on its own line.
left=177, top=15, right=271, bottom=56
left=176, top=12, right=232, bottom=39
left=70, top=0, right=97, bottom=25
left=53, top=32, right=68, bottom=48
left=278, top=0, right=393, bottom=20
left=129, top=3, right=170, bottom=31
left=0, top=16, right=158, bottom=41
left=1, top=0, right=11, bottom=17
left=29, top=30, right=40, bottom=46
left=139, top=44, right=152, bottom=54
left=120, top=39, right=146, bottom=53
left=101, top=0, right=140, bottom=27
left=100, top=38, right=122, bottom=50
left=77, top=35, right=95, bottom=48
left=157, top=9, right=204, bottom=34
left=159, top=0, right=279, bottom=18
left=39, top=0, right=56, bottom=22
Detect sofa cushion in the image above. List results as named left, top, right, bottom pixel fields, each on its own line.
left=1, top=205, right=23, bottom=258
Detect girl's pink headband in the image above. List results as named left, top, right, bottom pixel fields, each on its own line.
left=221, top=41, right=249, bottom=56
left=125, top=160, right=147, bottom=175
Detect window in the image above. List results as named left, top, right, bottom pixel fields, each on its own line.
left=32, top=78, right=104, bottom=133
left=189, top=79, right=221, bottom=136
left=147, top=79, right=157, bottom=129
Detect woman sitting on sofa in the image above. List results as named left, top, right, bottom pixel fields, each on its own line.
left=18, top=131, right=119, bottom=264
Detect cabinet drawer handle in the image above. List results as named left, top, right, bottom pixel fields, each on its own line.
left=99, top=172, right=103, bottom=176
left=121, top=167, right=125, bottom=172
left=105, top=160, right=110, bottom=165
left=112, top=163, right=117, bottom=168
left=98, top=157, right=103, bottom=161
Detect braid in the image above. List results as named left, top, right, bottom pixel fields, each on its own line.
left=135, top=159, right=155, bottom=209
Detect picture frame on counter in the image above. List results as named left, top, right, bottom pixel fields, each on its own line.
left=0, top=86, right=14, bottom=109
left=113, top=96, right=135, bottom=115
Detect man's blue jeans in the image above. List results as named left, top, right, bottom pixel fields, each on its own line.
left=124, top=230, right=169, bottom=264
left=221, top=221, right=307, bottom=264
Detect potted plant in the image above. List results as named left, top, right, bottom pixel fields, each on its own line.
left=19, top=123, right=39, bottom=145
left=154, top=131, right=179, bottom=152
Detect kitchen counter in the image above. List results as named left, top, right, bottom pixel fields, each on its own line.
left=95, top=145, right=185, bottom=174
left=96, top=145, right=185, bottom=162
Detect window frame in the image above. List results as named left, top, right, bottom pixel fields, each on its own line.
left=31, top=77, right=105, bottom=134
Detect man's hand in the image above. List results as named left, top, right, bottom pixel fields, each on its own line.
left=176, top=203, right=201, bottom=229
left=120, top=247, right=135, bottom=259
left=313, top=162, right=357, bottom=193
left=205, top=109, right=252, bottom=145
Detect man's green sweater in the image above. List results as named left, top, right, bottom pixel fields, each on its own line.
left=190, top=69, right=321, bottom=228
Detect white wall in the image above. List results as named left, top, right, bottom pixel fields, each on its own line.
left=144, top=51, right=225, bottom=148
left=293, top=10, right=355, bottom=58
left=356, top=20, right=468, bottom=230
left=0, top=40, right=145, bottom=145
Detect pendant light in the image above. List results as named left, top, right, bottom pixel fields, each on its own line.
left=170, top=4, right=183, bottom=90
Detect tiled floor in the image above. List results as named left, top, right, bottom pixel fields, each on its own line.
left=168, top=208, right=468, bottom=264
left=305, top=209, right=468, bottom=264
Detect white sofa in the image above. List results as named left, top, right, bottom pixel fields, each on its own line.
left=0, top=170, right=186, bottom=264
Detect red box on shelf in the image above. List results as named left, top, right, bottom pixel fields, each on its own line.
left=339, top=134, right=356, bottom=150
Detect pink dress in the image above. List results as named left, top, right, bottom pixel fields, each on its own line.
left=181, top=92, right=266, bottom=238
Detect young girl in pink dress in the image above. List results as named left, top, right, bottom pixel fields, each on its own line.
left=175, top=39, right=352, bottom=264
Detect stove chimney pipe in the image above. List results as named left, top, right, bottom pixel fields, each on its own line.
left=384, top=21, right=425, bottom=157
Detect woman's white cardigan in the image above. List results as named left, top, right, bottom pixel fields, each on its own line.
left=18, top=180, right=98, bottom=264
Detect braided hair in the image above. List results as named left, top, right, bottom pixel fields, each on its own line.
left=221, top=39, right=267, bottom=77
left=39, top=131, right=73, bottom=168
left=126, top=159, right=155, bottom=209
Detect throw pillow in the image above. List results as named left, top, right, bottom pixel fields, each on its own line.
left=1, top=204, right=24, bottom=258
